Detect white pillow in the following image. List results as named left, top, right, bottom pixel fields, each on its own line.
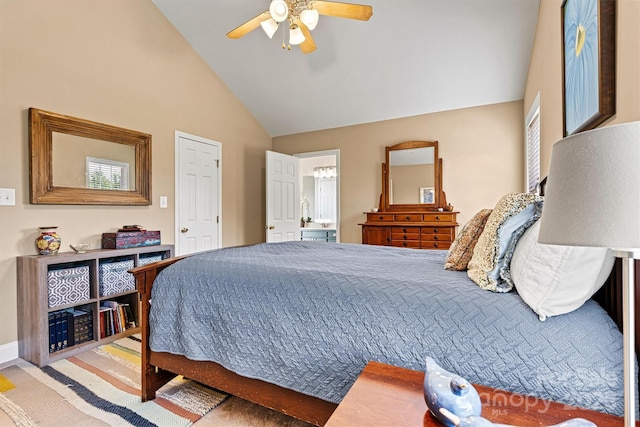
left=511, top=220, right=615, bottom=320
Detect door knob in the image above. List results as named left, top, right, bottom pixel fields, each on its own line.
left=265, top=225, right=275, bottom=230
left=180, top=227, right=189, bottom=233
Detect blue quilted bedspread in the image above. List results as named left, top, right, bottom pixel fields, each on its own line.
left=149, top=242, right=626, bottom=416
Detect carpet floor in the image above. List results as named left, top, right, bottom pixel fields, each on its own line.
left=0, top=337, right=312, bottom=427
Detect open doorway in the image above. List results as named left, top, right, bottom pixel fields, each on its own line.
left=295, top=150, right=340, bottom=242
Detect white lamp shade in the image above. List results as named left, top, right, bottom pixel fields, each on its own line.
left=300, top=9, right=319, bottom=30
left=289, top=26, right=305, bottom=45
left=269, top=0, right=289, bottom=23
left=538, top=121, right=640, bottom=250
left=260, top=18, right=279, bottom=39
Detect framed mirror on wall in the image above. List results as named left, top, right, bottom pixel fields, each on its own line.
left=383, top=140, right=443, bottom=211
left=29, top=108, right=152, bottom=205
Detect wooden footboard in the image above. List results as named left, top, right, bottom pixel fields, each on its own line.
left=129, top=256, right=337, bottom=426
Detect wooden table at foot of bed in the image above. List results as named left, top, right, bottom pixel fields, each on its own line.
left=326, top=361, right=630, bottom=427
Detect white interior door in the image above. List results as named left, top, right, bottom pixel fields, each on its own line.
left=266, top=151, right=299, bottom=242
left=176, top=131, right=221, bottom=255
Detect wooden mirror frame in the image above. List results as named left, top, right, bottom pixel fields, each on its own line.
left=29, top=108, right=152, bottom=205
left=382, top=140, right=443, bottom=212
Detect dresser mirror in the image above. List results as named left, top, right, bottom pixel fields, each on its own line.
left=382, top=140, right=443, bottom=211
left=29, top=108, right=152, bottom=205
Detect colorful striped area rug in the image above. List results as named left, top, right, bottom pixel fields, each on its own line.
left=0, top=336, right=228, bottom=426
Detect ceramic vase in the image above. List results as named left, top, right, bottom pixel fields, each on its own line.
left=36, top=226, right=61, bottom=255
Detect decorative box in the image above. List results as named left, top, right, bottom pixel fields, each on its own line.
left=101, top=231, right=161, bottom=249
left=138, top=254, right=164, bottom=266
left=47, top=265, right=90, bottom=308
left=99, top=259, right=135, bottom=296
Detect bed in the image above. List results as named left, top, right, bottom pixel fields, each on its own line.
left=131, top=240, right=632, bottom=425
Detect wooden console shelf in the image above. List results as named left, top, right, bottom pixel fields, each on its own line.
left=17, top=244, right=173, bottom=367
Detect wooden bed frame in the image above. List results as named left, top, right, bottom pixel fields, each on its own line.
left=130, top=254, right=638, bottom=426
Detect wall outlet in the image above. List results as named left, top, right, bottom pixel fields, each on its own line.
left=0, top=188, right=15, bottom=206
left=159, top=196, right=168, bottom=208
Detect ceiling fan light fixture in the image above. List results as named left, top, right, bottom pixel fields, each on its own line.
left=260, top=18, right=279, bottom=38
left=269, top=0, right=289, bottom=23
left=300, top=9, right=319, bottom=30
left=289, top=25, right=305, bottom=45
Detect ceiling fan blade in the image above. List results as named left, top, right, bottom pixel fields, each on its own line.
left=295, top=19, right=317, bottom=54
left=226, top=11, right=271, bottom=39
left=310, top=1, right=373, bottom=21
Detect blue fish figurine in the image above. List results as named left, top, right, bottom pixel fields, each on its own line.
left=439, top=407, right=596, bottom=427
left=423, top=356, right=482, bottom=427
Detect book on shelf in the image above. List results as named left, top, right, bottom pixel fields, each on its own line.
left=69, top=308, right=93, bottom=346
left=48, top=308, right=93, bottom=353
left=100, top=300, right=136, bottom=337
left=99, top=306, right=111, bottom=338
left=48, top=312, right=56, bottom=353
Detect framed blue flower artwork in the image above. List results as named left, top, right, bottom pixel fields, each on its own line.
left=561, top=0, right=615, bottom=136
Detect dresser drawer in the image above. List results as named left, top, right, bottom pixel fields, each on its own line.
left=391, top=227, right=420, bottom=240
left=421, top=233, right=452, bottom=243
left=421, top=241, right=451, bottom=250
left=421, top=227, right=454, bottom=240
left=391, top=240, right=421, bottom=249
left=394, top=214, right=422, bottom=222
left=423, top=212, right=456, bottom=223
left=367, top=213, right=394, bottom=222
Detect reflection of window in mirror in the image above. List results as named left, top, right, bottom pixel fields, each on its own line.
left=52, top=132, right=136, bottom=190
left=87, top=157, right=129, bottom=190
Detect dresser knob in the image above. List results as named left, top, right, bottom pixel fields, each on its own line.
left=435, top=216, right=440, bottom=220
left=403, top=242, right=408, bottom=247
left=434, top=236, right=439, bottom=240
left=403, top=235, right=407, bottom=240
left=379, top=215, right=384, bottom=220
left=434, top=228, right=438, bottom=233
left=403, top=228, right=407, bottom=232
left=434, top=242, right=439, bottom=247
left=406, top=216, right=411, bottom=221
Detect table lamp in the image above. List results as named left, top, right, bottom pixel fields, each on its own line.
left=538, top=121, right=640, bottom=427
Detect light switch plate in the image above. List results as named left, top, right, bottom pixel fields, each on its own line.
left=0, top=188, right=15, bottom=206
left=159, top=196, right=168, bottom=208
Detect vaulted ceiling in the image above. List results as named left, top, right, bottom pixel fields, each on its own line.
left=152, top=0, right=540, bottom=137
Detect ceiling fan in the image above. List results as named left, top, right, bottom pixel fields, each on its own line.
left=226, top=0, right=373, bottom=54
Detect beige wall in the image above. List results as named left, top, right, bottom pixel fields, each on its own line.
left=524, top=0, right=640, bottom=176
left=0, top=0, right=271, bottom=346
left=274, top=101, right=525, bottom=243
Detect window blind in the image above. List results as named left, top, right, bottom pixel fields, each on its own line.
left=526, top=107, right=540, bottom=193
left=86, top=157, right=129, bottom=190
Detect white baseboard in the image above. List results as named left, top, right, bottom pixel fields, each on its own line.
left=0, top=341, right=19, bottom=365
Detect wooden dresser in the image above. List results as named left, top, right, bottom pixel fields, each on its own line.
left=362, top=140, right=458, bottom=250
left=361, top=211, right=458, bottom=250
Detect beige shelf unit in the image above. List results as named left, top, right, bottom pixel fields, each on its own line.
left=17, top=244, right=174, bottom=367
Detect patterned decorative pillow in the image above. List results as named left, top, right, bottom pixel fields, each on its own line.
left=444, top=209, right=492, bottom=271
left=467, top=192, right=544, bottom=292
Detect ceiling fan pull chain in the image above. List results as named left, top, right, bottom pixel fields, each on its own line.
left=282, top=21, right=286, bottom=49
